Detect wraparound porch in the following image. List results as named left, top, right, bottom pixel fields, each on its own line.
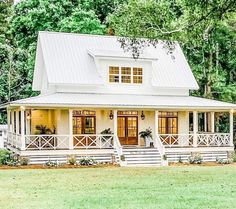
left=6, top=107, right=235, bottom=165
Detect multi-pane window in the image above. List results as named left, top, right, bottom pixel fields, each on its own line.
left=133, top=67, right=143, bottom=84
left=73, top=110, right=96, bottom=134
left=109, top=66, right=119, bottom=83
left=158, top=112, right=178, bottom=134
left=121, top=67, right=131, bottom=83
left=109, top=66, right=143, bottom=84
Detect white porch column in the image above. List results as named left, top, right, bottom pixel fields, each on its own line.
left=154, top=110, right=159, bottom=137
left=211, top=112, right=215, bottom=133
left=193, top=111, right=198, bottom=147
left=69, top=109, right=73, bottom=150
left=20, top=108, right=25, bottom=150
left=113, top=110, right=117, bottom=136
left=230, top=109, right=234, bottom=147
left=16, top=110, right=19, bottom=134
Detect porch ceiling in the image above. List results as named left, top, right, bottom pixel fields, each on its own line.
left=7, top=93, right=236, bottom=110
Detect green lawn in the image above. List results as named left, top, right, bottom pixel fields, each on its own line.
left=0, top=165, right=236, bottom=209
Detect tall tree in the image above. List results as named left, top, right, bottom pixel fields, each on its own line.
left=109, top=0, right=236, bottom=102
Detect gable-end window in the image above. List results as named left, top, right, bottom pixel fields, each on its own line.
left=109, top=66, right=143, bottom=84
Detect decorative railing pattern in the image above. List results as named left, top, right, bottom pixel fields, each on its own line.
left=73, top=134, right=114, bottom=149
left=160, top=134, right=194, bottom=148
left=25, top=135, right=70, bottom=150
left=197, top=133, right=230, bottom=147
left=8, top=132, right=21, bottom=149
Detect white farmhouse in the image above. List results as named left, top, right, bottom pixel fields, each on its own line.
left=2, top=31, right=236, bottom=165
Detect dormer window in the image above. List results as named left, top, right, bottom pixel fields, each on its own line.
left=109, top=66, right=143, bottom=84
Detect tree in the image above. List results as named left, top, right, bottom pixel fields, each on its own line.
left=109, top=0, right=236, bottom=102
left=0, top=0, right=14, bottom=123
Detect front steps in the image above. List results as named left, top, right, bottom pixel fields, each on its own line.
left=121, top=148, right=162, bottom=166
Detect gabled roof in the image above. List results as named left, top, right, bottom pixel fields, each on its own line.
left=9, top=93, right=236, bottom=110
left=33, top=31, right=199, bottom=90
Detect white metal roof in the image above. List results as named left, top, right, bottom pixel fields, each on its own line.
left=33, top=31, right=199, bottom=90
left=9, top=93, right=236, bottom=110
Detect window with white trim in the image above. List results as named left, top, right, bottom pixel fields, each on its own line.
left=109, top=66, right=143, bottom=84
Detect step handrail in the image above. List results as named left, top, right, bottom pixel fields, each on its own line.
left=113, top=135, right=123, bottom=158
left=153, top=134, right=166, bottom=159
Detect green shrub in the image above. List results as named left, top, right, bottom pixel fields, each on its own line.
left=68, top=155, right=77, bottom=165
left=120, top=155, right=125, bottom=161
left=233, top=153, right=236, bottom=162
left=44, top=160, right=60, bottom=167
left=0, top=149, right=11, bottom=165
left=216, top=158, right=232, bottom=164
left=178, top=156, right=183, bottom=163
left=79, top=157, right=96, bottom=166
left=19, top=157, right=30, bottom=166
left=189, top=153, right=203, bottom=164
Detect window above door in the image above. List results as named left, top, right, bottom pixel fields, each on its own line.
left=109, top=66, right=143, bottom=84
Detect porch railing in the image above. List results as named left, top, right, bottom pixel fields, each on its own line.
left=25, top=135, right=70, bottom=150
left=8, top=132, right=21, bottom=149
left=73, top=134, right=114, bottom=149
left=159, top=134, right=194, bottom=148
left=159, top=133, right=231, bottom=148
left=197, top=133, right=230, bottom=147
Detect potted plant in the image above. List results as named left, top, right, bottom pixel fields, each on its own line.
left=139, top=128, right=153, bottom=147
left=35, top=125, right=52, bottom=134
left=34, top=125, right=53, bottom=148
left=100, top=128, right=113, bottom=148
left=162, top=154, right=168, bottom=166
left=119, top=155, right=127, bottom=166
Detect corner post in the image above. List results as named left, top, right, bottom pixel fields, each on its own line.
left=230, top=109, right=234, bottom=147
left=69, top=109, right=73, bottom=150
left=193, top=111, right=198, bottom=147
left=20, top=108, right=25, bottom=150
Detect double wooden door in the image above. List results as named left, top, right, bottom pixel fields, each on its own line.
left=118, top=116, right=138, bottom=145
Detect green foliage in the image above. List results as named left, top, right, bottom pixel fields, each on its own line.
left=67, top=155, right=77, bottom=165
left=35, top=125, right=52, bottom=134
left=19, top=157, right=30, bottom=166
left=44, top=160, right=60, bottom=167
left=79, top=157, right=96, bottom=165
left=0, top=149, right=11, bottom=165
left=188, top=153, right=203, bottom=164
left=0, top=149, right=20, bottom=166
left=216, top=157, right=232, bottom=164
left=139, top=127, right=152, bottom=139
left=109, top=0, right=236, bottom=104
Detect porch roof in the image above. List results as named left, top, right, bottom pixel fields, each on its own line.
left=7, top=93, right=236, bottom=110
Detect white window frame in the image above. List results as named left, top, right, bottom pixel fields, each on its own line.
left=108, top=66, right=143, bottom=85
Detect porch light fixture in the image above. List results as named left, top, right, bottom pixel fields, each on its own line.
left=109, top=110, right=114, bottom=120
left=26, top=113, right=31, bottom=120
left=141, top=111, right=145, bottom=120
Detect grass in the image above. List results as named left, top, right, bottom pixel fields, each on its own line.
left=0, top=165, right=236, bottom=209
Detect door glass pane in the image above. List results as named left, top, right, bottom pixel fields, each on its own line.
left=84, top=117, right=95, bottom=134
left=73, top=117, right=82, bottom=134
left=118, top=117, right=125, bottom=137
left=127, top=117, right=137, bottom=137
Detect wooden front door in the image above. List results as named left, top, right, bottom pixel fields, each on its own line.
left=118, top=116, right=138, bottom=145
